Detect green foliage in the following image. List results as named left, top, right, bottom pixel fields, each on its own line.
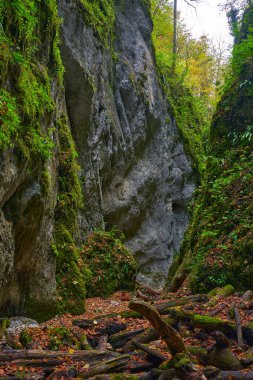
left=156, top=64, right=209, bottom=174
left=48, top=327, right=80, bottom=350
left=54, top=116, right=90, bottom=315
left=77, top=0, right=115, bottom=45
left=0, top=90, right=21, bottom=149
left=168, top=2, right=253, bottom=294
left=212, top=4, right=253, bottom=149
left=81, top=228, right=137, bottom=297
left=151, top=0, right=222, bottom=175
left=19, top=330, right=33, bottom=348
left=181, top=148, right=253, bottom=293
left=0, top=0, right=64, bottom=158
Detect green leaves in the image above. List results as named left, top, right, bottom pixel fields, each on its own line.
left=0, top=0, right=63, bottom=158
left=0, top=90, right=21, bottom=149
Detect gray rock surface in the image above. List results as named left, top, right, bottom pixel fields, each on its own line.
left=59, top=0, right=195, bottom=287
left=6, top=317, right=39, bottom=335
left=0, top=0, right=195, bottom=319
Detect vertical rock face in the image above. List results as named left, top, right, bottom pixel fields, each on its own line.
left=59, top=0, right=195, bottom=287
left=0, top=132, right=58, bottom=318
left=0, top=0, right=194, bottom=319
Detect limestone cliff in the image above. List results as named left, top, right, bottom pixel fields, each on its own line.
left=0, top=0, right=194, bottom=319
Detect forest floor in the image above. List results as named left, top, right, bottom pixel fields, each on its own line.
left=1, top=282, right=253, bottom=379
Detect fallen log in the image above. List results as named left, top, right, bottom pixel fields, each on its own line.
left=0, top=349, right=119, bottom=364
left=97, top=322, right=127, bottom=336
left=167, top=307, right=253, bottom=345
left=51, top=368, right=77, bottom=379
left=141, top=369, right=162, bottom=380
left=129, top=301, right=186, bottom=355
left=136, top=281, right=162, bottom=296
left=123, top=315, right=177, bottom=353
left=167, top=308, right=237, bottom=337
left=95, top=311, right=142, bottom=320
left=132, top=340, right=167, bottom=366
left=215, top=371, right=253, bottom=380
left=81, top=354, right=130, bottom=379
left=0, top=376, right=43, bottom=380
left=137, top=289, right=150, bottom=301
left=157, top=294, right=209, bottom=314
left=128, top=360, right=154, bottom=373
left=87, top=374, right=155, bottom=380
left=97, top=335, right=108, bottom=351
left=0, top=358, right=62, bottom=368
left=234, top=308, right=244, bottom=347
left=123, top=327, right=159, bottom=353
left=109, top=328, right=145, bottom=349
left=73, top=319, right=94, bottom=328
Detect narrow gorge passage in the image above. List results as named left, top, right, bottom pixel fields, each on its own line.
left=0, top=0, right=252, bottom=378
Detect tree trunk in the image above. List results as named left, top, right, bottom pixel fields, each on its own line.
left=129, top=301, right=186, bottom=355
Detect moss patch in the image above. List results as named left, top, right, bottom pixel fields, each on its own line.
left=0, top=0, right=63, bottom=159
left=53, top=116, right=90, bottom=315
left=75, top=0, right=115, bottom=46
left=81, top=229, right=137, bottom=297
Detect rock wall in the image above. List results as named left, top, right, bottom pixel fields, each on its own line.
left=0, top=0, right=194, bottom=319
left=59, top=0, right=195, bottom=287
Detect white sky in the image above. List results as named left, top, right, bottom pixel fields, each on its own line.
left=177, top=0, right=233, bottom=50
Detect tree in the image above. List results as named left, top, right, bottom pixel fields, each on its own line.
left=172, top=0, right=201, bottom=68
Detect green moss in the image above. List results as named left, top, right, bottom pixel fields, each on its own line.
left=25, top=298, right=57, bottom=323
left=163, top=353, right=193, bottom=370
left=48, top=327, right=80, bottom=350
left=208, top=287, right=220, bottom=297
left=81, top=228, right=136, bottom=297
left=188, top=346, right=207, bottom=358
left=0, top=318, right=10, bottom=339
left=0, top=0, right=63, bottom=159
left=168, top=308, right=236, bottom=337
left=54, top=116, right=90, bottom=315
left=247, top=322, right=253, bottom=330
left=76, top=0, right=115, bottom=46
left=217, top=285, right=235, bottom=297
left=120, top=311, right=141, bottom=318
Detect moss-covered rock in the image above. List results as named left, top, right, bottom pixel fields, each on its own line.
left=75, top=0, right=115, bottom=46
left=0, top=318, right=10, bottom=339
left=217, top=285, right=235, bottom=297
left=81, top=229, right=136, bottom=297
left=160, top=353, right=194, bottom=371
left=0, top=0, right=63, bottom=158
left=54, top=116, right=90, bottom=315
